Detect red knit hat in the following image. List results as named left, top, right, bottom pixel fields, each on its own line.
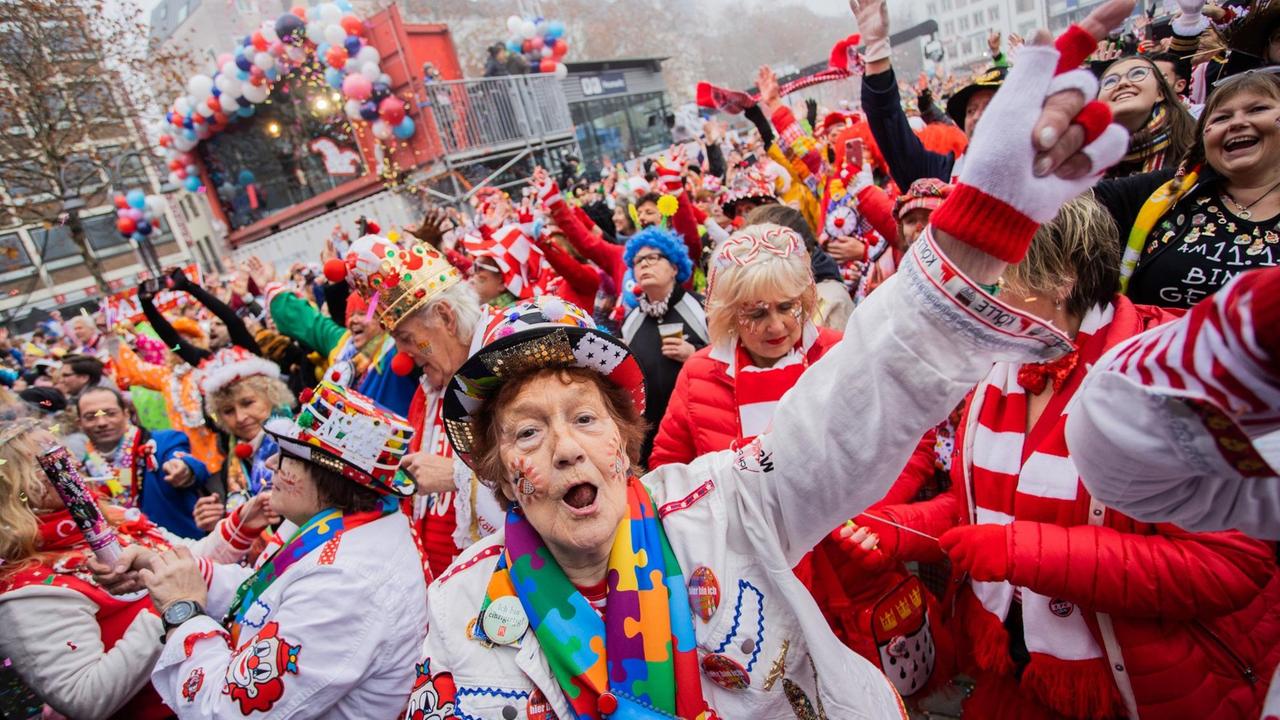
left=894, top=178, right=954, bottom=221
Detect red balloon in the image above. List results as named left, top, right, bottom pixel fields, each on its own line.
left=530, top=36, right=544, bottom=50
left=390, top=351, right=416, bottom=376
left=290, top=6, right=306, bottom=19
left=522, top=38, right=533, bottom=53
left=378, top=97, right=405, bottom=125
left=552, top=39, right=568, bottom=58
left=207, top=97, right=221, bottom=112
left=116, top=216, right=137, bottom=235
left=322, top=257, right=347, bottom=283
left=192, top=113, right=206, bottom=125
left=113, top=194, right=128, bottom=209
left=325, top=46, right=348, bottom=69
left=539, top=57, right=556, bottom=73
left=252, top=31, right=268, bottom=52
left=158, top=134, right=173, bottom=147
left=340, top=15, right=363, bottom=36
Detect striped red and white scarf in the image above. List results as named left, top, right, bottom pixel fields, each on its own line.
left=963, top=302, right=1127, bottom=716
left=711, top=323, right=821, bottom=441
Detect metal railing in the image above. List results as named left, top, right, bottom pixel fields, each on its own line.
left=420, top=74, right=575, bottom=158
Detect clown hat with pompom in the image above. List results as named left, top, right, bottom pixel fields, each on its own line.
left=198, top=346, right=281, bottom=396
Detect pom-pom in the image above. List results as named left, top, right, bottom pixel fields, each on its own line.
left=633, top=285, right=644, bottom=297
left=234, top=442, right=254, bottom=460
left=323, top=258, right=347, bottom=283
left=657, top=194, right=679, bottom=218
left=298, top=387, right=314, bottom=404
left=390, top=351, right=416, bottom=376
left=540, top=297, right=566, bottom=321
left=366, top=220, right=381, bottom=234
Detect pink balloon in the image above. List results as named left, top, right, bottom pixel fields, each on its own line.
left=126, top=208, right=144, bottom=221
left=342, top=73, right=372, bottom=100
left=217, top=53, right=233, bottom=68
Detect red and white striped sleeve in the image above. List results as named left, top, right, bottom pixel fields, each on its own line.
left=1102, top=267, right=1280, bottom=430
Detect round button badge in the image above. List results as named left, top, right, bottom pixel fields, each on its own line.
left=702, top=653, right=750, bottom=690
left=481, top=596, right=529, bottom=645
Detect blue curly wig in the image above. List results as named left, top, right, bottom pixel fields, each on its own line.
left=623, top=227, right=693, bottom=285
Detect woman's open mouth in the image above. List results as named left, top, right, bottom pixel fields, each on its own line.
left=1223, top=135, right=1260, bottom=156
left=562, top=482, right=599, bottom=515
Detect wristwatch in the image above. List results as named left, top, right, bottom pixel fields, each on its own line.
left=160, top=599, right=206, bottom=643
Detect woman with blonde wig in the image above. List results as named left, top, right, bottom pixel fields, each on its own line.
left=0, top=419, right=269, bottom=720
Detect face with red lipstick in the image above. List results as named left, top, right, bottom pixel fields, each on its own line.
left=736, top=294, right=805, bottom=367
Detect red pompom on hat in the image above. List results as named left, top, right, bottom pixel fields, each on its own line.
left=323, top=257, right=347, bottom=283
left=390, top=351, right=416, bottom=376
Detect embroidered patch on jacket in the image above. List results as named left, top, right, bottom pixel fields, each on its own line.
left=181, top=667, right=204, bottom=702
left=404, top=658, right=457, bottom=720
left=223, top=621, right=301, bottom=714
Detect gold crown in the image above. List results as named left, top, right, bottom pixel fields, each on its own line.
left=343, top=235, right=461, bottom=331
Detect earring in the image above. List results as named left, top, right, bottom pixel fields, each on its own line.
left=612, top=452, right=627, bottom=478
left=18, top=490, right=28, bottom=506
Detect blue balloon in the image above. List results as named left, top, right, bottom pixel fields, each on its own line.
left=324, top=67, right=344, bottom=89
left=359, top=100, right=379, bottom=121
left=183, top=176, right=202, bottom=192
left=393, top=116, right=415, bottom=140
left=546, top=20, right=565, bottom=40
left=274, top=13, right=305, bottom=44
left=136, top=219, right=152, bottom=236
left=235, top=54, right=252, bottom=72
left=211, top=86, right=221, bottom=97
left=237, top=105, right=255, bottom=118
left=335, top=0, right=352, bottom=11
left=506, top=39, right=522, bottom=54
left=237, top=69, right=250, bottom=81
left=237, top=170, right=255, bottom=185
left=371, top=81, right=390, bottom=100
left=183, top=128, right=197, bottom=141
left=316, top=42, right=330, bottom=58
left=265, top=67, right=279, bottom=81
left=343, top=35, right=362, bottom=56
left=182, top=116, right=193, bottom=129
left=126, top=189, right=146, bottom=209
left=131, top=232, right=144, bottom=242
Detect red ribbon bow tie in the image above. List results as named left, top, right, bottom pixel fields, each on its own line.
left=1017, top=350, right=1079, bottom=395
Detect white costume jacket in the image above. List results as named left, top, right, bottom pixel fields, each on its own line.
left=410, top=233, right=1073, bottom=719
left=153, top=511, right=428, bottom=719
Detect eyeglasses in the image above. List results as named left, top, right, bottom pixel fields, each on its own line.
left=1100, top=65, right=1152, bottom=92
left=632, top=254, right=669, bottom=269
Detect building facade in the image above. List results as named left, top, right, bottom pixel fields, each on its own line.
left=561, top=58, right=672, bottom=177
left=924, top=0, right=1047, bottom=72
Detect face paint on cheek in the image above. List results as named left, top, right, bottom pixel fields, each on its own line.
left=511, top=456, right=541, bottom=498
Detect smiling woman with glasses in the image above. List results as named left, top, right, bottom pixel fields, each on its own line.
left=1094, top=70, right=1280, bottom=309
left=1096, top=56, right=1197, bottom=178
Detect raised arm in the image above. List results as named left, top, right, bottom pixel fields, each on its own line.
left=675, top=5, right=1135, bottom=565
left=139, top=289, right=208, bottom=367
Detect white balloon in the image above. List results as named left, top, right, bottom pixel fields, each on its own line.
left=241, top=83, right=268, bottom=104
left=305, top=5, right=318, bottom=20
left=286, top=46, right=307, bottom=62
left=521, top=20, right=537, bottom=39
left=360, top=62, right=380, bottom=80
left=168, top=171, right=183, bottom=185
left=173, top=135, right=197, bottom=151
left=260, top=21, right=278, bottom=43
left=355, top=45, right=380, bottom=66
left=217, top=76, right=242, bottom=97
left=187, top=74, right=214, bottom=98
left=306, top=22, right=325, bottom=44
left=321, top=3, right=343, bottom=24
left=507, top=15, right=523, bottom=34
left=371, top=119, right=392, bottom=140
left=553, top=62, right=568, bottom=79
left=253, top=51, right=275, bottom=70
left=377, top=73, right=391, bottom=86
left=195, top=102, right=214, bottom=117
left=324, top=23, right=346, bottom=47
left=221, top=61, right=237, bottom=76
left=146, top=195, right=168, bottom=217
left=541, top=46, right=552, bottom=58
left=345, top=98, right=363, bottom=120
left=535, top=19, right=547, bottom=37
left=174, top=97, right=192, bottom=115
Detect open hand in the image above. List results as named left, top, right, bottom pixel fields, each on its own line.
left=244, top=255, right=276, bottom=285
left=755, top=65, right=782, bottom=112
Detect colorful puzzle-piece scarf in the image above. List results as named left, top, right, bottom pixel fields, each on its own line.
left=224, top=499, right=396, bottom=645
left=492, top=477, right=711, bottom=719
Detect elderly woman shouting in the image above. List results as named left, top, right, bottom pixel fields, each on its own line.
left=406, top=6, right=1136, bottom=718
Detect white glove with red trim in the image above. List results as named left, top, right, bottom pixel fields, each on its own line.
left=929, top=25, right=1129, bottom=263
left=655, top=149, right=687, bottom=195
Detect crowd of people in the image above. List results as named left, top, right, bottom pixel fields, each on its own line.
left=0, top=0, right=1278, bottom=717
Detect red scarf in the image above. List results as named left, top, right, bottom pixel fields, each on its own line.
left=407, top=383, right=457, bottom=581
left=962, top=297, right=1168, bottom=719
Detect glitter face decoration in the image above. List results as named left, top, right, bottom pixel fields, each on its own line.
left=735, top=297, right=805, bottom=334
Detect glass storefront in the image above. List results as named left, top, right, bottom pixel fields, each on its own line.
left=570, top=91, right=670, bottom=176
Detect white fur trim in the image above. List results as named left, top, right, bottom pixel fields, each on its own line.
left=199, top=357, right=281, bottom=395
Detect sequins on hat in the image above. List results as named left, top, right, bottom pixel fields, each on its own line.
left=442, top=297, right=645, bottom=470
left=341, top=234, right=462, bottom=332
left=263, top=381, right=416, bottom=497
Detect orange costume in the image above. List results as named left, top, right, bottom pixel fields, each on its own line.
left=112, top=342, right=224, bottom=474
